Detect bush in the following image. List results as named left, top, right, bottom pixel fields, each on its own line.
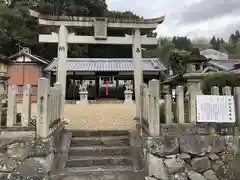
left=201, top=72, right=240, bottom=94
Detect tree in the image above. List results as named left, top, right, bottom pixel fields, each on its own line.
left=0, top=0, right=141, bottom=59
left=210, top=36, right=217, bottom=50
left=171, top=36, right=193, bottom=51
left=229, top=34, right=238, bottom=45
left=192, top=38, right=211, bottom=50
left=157, top=37, right=175, bottom=66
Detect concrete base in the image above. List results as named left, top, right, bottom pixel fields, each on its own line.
left=76, top=100, right=88, bottom=104
left=124, top=90, right=133, bottom=104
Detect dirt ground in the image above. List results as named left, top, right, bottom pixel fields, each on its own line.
left=18, top=103, right=137, bottom=130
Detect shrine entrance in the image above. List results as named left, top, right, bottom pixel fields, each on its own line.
left=98, top=76, right=118, bottom=99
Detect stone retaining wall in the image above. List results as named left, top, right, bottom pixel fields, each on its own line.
left=142, top=124, right=240, bottom=180
left=0, top=123, right=64, bottom=179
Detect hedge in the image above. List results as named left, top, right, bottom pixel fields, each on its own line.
left=201, top=72, right=240, bottom=94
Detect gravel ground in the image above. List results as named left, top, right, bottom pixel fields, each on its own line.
left=17, top=103, right=136, bottom=130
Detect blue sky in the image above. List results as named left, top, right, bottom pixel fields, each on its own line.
left=106, top=0, right=240, bottom=40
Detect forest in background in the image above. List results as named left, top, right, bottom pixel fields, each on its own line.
left=1, top=0, right=240, bottom=63
left=0, top=0, right=141, bottom=59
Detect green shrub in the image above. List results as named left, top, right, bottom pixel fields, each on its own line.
left=201, top=72, right=240, bottom=94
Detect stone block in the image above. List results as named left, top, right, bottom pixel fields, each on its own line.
left=145, top=177, right=158, bottom=180
left=180, top=136, right=225, bottom=156
left=203, top=170, right=219, bottom=180
left=0, top=154, right=18, bottom=172
left=177, top=153, right=191, bottom=161
left=221, top=153, right=234, bottom=163
left=164, top=155, right=185, bottom=174
left=145, top=137, right=179, bottom=157
left=209, top=137, right=225, bottom=154
left=180, top=136, right=209, bottom=156
left=208, top=154, right=219, bottom=161
left=211, top=160, right=224, bottom=171
left=6, top=141, right=33, bottom=160
left=188, top=171, right=206, bottom=180
left=170, top=173, right=188, bottom=180
left=216, top=154, right=240, bottom=180
left=191, top=157, right=211, bottom=173
left=147, top=153, right=168, bottom=180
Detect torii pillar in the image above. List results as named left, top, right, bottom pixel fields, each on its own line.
left=57, top=25, right=68, bottom=107
left=132, top=29, right=143, bottom=120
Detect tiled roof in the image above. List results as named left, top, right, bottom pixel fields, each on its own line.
left=207, top=59, right=240, bottom=70
left=9, top=51, right=50, bottom=64
left=44, top=58, right=166, bottom=72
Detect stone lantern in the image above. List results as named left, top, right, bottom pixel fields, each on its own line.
left=183, top=48, right=210, bottom=93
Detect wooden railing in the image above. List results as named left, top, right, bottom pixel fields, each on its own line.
left=140, top=79, right=240, bottom=137
left=4, top=77, right=62, bottom=138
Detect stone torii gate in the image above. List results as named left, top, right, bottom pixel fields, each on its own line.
left=30, top=10, right=165, bottom=119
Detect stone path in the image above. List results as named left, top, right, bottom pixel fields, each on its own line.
left=17, top=103, right=136, bottom=130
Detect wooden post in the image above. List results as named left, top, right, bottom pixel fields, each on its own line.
left=37, top=78, right=50, bottom=138
left=176, top=86, right=184, bottom=124
left=148, top=79, right=160, bottom=136
left=7, top=85, right=17, bottom=127
left=22, top=84, right=32, bottom=127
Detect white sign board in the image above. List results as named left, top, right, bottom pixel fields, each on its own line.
left=196, top=95, right=235, bottom=123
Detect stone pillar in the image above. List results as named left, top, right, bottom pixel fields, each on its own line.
left=57, top=25, right=68, bottom=107
left=132, top=28, right=142, bottom=120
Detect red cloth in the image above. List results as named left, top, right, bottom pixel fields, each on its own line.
left=106, top=80, right=108, bottom=96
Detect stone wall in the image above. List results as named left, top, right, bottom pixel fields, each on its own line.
left=0, top=122, right=64, bottom=179
left=143, top=125, right=240, bottom=180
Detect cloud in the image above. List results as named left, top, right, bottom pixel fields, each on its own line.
left=106, top=0, right=240, bottom=39
left=179, top=0, right=240, bottom=24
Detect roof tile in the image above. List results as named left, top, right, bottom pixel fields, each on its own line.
left=45, top=58, right=166, bottom=72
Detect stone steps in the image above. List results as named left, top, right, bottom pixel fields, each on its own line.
left=66, top=165, right=133, bottom=173
left=65, top=130, right=137, bottom=178
left=71, top=136, right=130, bottom=146
left=61, top=171, right=145, bottom=180
left=69, top=145, right=131, bottom=156
left=71, top=130, right=129, bottom=137
left=67, top=156, right=132, bottom=167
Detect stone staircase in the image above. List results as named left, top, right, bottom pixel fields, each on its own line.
left=63, top=130, right=144, bottom=180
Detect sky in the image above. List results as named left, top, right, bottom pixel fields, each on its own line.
left=106, top=0, right=240, bottom=40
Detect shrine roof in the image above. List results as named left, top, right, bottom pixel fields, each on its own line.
left=207, top=59, right=240, bottom=71
left=29, top=10, right=165, bottom=29
left=44, top=58, right=166, bottom=72
left=8, top=51, right=50, bottom=64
